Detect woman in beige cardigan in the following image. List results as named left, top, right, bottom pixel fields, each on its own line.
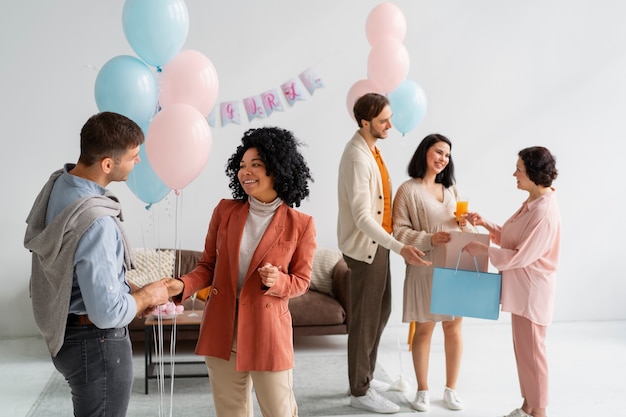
left=393, top=133, right=475, bottom=412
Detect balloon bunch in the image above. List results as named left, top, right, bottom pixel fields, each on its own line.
left=346, top=2, right=427, bottom=135
left=94, top=0, right=219, bottom=206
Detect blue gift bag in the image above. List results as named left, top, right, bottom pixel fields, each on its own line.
left=430, top=256, right=502, bottom=320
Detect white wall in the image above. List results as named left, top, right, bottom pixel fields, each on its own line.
left=2, top=0, right=625, bottom=338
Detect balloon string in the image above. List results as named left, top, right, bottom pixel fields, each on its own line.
left=165, top=190, right=183, bottom=417
left=150, top=190, right=184, bottom=416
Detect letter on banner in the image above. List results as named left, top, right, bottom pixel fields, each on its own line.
left=243, top=95, right=266, bottom=122
left=220, top=101, right=241, bottom=126
left=261, top=89, right=284, bottom=117
left=299, top=67, right=325, bottom=95
left=281, top=78, right=307, bottom=107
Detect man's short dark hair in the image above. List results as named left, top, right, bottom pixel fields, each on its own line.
left=353, top=93, right=389, bottom=128
left=79, top=112, right=144, bottom=166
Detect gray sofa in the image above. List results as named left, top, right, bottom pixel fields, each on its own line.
left=129, top=248, right=351, bottom=346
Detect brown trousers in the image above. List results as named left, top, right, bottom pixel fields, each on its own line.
left=344, top=246, right=392, bottom=397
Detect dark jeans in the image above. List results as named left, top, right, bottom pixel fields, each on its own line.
left=52, top=325, right=133, bottom=417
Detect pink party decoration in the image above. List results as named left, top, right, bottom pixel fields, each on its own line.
left=220, top=101, right=241, bottom=126
left=146, top=104, right=212, bottom=191
left=243, top=95, right=266, bottom=122
left=159, top=49, right=219, bottom=117
left=365, top=2, right=407, bottom=46
left=299, top=67, right=325, bottom=95
left=261, top=89, right=284, bottom=117
left=281, top=78, right=306, bottom=107
left=367, top=38, right=410, bottom=93
left=346, top=79, right=383, bottom=121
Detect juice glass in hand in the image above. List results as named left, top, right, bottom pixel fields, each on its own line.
left=456, top=196, right=469, bottom=221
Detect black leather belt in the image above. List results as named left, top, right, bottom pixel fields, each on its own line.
left=67, top=314, right=95, bottom=326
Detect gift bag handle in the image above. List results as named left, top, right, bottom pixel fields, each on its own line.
left=454, top=249, right=481, bottom=276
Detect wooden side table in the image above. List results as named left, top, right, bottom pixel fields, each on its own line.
left=143, top=311, right=207, bottom=394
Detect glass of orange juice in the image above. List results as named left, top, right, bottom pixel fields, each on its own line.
left=456, top=196, right=469, bottom=221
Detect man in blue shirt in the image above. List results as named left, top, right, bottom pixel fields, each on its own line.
left=25, top=112, right=171, bottom=416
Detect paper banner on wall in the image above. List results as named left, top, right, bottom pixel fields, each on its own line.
left=243, top=95, right=266, bottom=122
left=207, top=106, right=216, bottom=127
left=261, top=88, right=284, bottom=117
left=281, top=78, right=307, bottom=107
left=220, top=101, right=241, bottom=126
left=299, top=67, right=325, bottom=95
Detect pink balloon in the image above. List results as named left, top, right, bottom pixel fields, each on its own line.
left=146, top=104, right=212, bottom=191
left=367, top=38, right=410, bottom=93
left=159, top=49, right=219, bottom=117
left=365, top=2, right=407, bottom=46
left=346, top=79, right=382, bottom=121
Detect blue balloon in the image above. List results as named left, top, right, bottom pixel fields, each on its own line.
left=388, top=80, right=428, bottom=135
left=94, top=55, right=158, bottom=127
left=122, top=0, right=189, bottom=68
left=127, top=143, right=171, bottom=207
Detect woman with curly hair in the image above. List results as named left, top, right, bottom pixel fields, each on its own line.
left=167, top=127, right=316, bottom=417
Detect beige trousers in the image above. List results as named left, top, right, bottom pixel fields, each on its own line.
left=205, top=352, right=297, bottom=417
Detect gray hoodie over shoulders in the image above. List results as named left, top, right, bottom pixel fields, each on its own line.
left=24, top=169, right=134, bottom=357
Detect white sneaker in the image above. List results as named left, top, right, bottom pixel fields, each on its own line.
left=504, top=409, right=532, bottom=417
left=370, top=378, right=391, bottom=392
left=411, top=390, right=430, bottom=412
left=443, top=387, right=463, bottom=410
left=350, top=388, right=400, bottom=414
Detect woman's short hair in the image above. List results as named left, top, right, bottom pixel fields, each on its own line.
left=518, top=146, right=558, bottom=187
left=353, top=93, right=389, bottom=128
left=79, top=112, right=144, bottom=166
left=226, top=127, right=313, bottom=207
left=407, top=133, right=456, bottom=188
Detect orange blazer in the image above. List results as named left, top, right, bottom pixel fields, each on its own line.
left=180, top=199, right=316, bottom=371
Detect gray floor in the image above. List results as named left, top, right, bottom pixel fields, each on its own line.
left=1, top=320, right=624, bottom=417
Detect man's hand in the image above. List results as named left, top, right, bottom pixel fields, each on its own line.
left=400, top=245, right=432, bottom=266
left=131, top=279, right=170, bottom=316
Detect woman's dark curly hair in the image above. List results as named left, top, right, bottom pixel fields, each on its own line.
left=518, top=146, right=558, bottom=187
left=225, top=127, right=313, bottom=207
left=407, top=133, right=456, bottom=188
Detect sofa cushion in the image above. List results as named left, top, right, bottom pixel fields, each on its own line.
left=289, top=290, right=346, bottom=326
left=310, top=247, right=342, bottom=296
left=126, top=248, right=175, bottom=286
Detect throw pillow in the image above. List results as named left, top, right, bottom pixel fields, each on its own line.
left=309, top=247, right=342, bottom=296
left=126, top=248, right=175, bottom=287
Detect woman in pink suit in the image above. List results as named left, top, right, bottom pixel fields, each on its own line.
left=463, top=146, right=560, bottom=417
left=168, top=127, right=316, bottom=417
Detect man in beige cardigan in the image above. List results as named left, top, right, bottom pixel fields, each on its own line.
left=338, top=93, right=430, bottom=414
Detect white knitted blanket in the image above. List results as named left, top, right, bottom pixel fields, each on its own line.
left=125, top=248, right=175, bottom=287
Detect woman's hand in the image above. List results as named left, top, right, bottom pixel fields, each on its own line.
left=463, top=241, right=489, bottom=256
left=464, top=211, right=486, bottom=227
left=258, top=263, right=281, bottom=288
left=164, top=277, right=184, bottom=298
left=431, top=231, right=451, bottom=246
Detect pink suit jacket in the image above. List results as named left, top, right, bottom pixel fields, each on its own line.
left=180, top=199, right=316, bottom=371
